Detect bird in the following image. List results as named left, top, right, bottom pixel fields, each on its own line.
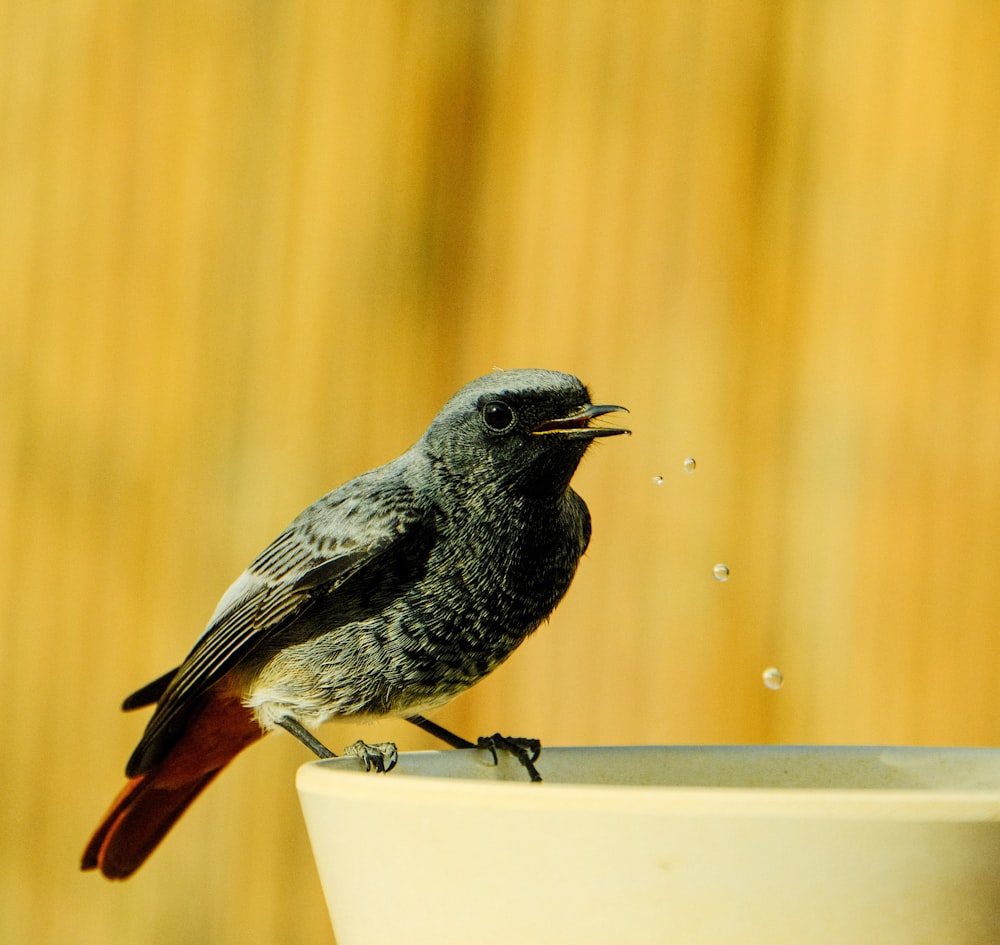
left=81, top=368, right=629, bottom=879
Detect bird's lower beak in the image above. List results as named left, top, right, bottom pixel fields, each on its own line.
left=531, top=404, right=630, bottom=439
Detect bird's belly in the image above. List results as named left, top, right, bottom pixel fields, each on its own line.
left=242, top=534, right=580, bottom=732
left=242, top=604, right=538, bottom=732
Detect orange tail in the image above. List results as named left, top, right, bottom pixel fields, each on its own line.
left=82, top=689, right=264, bottom=879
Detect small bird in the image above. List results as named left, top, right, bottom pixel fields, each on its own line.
left=82, top=368, right=628, bottom=879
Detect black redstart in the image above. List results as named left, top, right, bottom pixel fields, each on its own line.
left=82, top=368, right=628, bottom=878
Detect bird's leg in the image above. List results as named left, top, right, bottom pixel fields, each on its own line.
left=276, top=717, right=398, bottom=773
left=406, top=714, right=476, bottom=748
left=276, top=717, right=336, bottom=758
left=406, top=715, right=543, bottom=783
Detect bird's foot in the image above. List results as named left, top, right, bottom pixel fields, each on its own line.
left=344, top=739, right=399, bottom=773
left=477, top=733, right=543, bottom=783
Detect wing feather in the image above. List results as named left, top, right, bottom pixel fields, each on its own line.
left=126, top=470, right=426, bottom=776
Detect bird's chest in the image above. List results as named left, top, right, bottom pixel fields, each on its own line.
left=430, top=498, right=587, bottom=641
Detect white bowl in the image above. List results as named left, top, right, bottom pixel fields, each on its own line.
left=296, top=745, right=1000, bottom=945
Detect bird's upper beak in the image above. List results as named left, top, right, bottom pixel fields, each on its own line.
left=531, top=403, right=630, bottom=439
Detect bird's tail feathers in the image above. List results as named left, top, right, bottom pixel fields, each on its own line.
left=81, top=769, right=222, bottom=879
left=82, top=689, right=263, bottom=879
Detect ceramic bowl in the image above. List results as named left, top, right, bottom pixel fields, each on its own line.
left=297, top=745, right=1000, bottom=945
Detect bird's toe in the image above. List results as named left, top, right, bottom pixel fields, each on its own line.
left=476, top=733, right=543, bottom=782
left=344, top=739, right=398, bottom=773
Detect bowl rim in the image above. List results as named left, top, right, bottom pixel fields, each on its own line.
left=296, top=744, right=1000, bottom=822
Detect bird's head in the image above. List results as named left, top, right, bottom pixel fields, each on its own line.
left=422, top=369, right=629, bottom=499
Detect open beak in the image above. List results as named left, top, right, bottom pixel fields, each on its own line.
left=531, top=404, right=630, bottom=439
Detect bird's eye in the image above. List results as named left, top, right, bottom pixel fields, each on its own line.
left=481, top=400, right=517, bottom=433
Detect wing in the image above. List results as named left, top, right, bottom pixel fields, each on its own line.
left=126, top=468, right=429, bottom=776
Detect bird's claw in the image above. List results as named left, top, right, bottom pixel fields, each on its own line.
left=344, top=739, right=398, bottom=773
left=477, top=733, right=543, bottom=782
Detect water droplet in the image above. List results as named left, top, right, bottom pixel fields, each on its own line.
left=651, top=475, right=664, bottom=486
left=762, top=667, right=784, bottom=690
left=683, top=457, right=697, bottom=474
left=712, top=563, right=730, bottom=582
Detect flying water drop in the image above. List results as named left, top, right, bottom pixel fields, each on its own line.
left=651, top=475, right=664, bottom=486
left=712, top=563, right=730, bottom=582
left=762, top=667, right=784, bottom=691
left=683, top=457, right=696, bottom=474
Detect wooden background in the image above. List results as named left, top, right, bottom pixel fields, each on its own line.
left=4, top=3, right=1000, bottom=943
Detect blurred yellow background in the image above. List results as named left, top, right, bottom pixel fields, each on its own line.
left=4, top=2, right=1000, bottom=943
